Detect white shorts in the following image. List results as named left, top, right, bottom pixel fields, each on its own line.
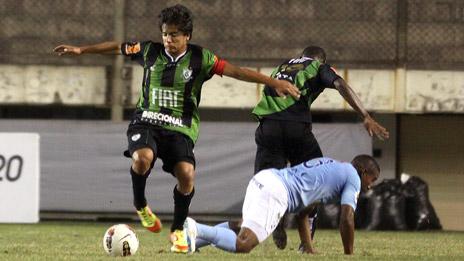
left=241, top=169, right=288, bottom=243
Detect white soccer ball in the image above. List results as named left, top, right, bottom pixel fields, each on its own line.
left=102, top=224, right=139, bottom=257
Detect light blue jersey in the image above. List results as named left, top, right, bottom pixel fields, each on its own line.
left=273, top=157, right=361, bottom=213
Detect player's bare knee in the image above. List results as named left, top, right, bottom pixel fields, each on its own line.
left=174, top=164, right=195, bottom=183
left=132, top=150, right=153, bottom=175
left=132, top=157, right=151, bottom=174
left=235, top=229, right=258, bottom=253
left=235, top=240, right=254, bottom=253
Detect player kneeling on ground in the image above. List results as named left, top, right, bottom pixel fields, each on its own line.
left=183, top=155, right=379, bottom=255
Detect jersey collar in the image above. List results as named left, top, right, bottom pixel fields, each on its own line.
left=164, top=49, right=187, bottom=63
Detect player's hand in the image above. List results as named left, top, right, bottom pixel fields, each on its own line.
left=272, top=79, right=301, bottom=100
left=53, top=45, right=82, bottom=56
left=363, top=116, right=389, bottom=140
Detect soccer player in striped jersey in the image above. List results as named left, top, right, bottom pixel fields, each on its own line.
left=53, top=4, right=300, bottom=253
left=251, top=46, right=389, bottom=249
left=184, top=155, right=380, bottom=255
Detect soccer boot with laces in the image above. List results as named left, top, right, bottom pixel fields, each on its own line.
left=170, top=229, right=189, bottom=253
left=184, top=217, right=198, bottom=253
left=136, top=205, right=162, bottom=233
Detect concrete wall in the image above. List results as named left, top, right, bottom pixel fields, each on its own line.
left=4, top=64, right=464, bottom=115
left=0, top=65, right=106, bottom=104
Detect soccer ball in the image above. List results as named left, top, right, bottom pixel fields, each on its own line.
left=102, top=224, right=139, bottom=257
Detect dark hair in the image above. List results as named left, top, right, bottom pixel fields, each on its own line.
left=158, top=4, right=193, bottom=39
left=351, top=154, right=380, bottom=175
left=302, top=46, right=326, bottom=63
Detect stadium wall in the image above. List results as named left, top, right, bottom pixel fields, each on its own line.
left=2, top=65, right=464, bottom=114
left=399, top=115, right=464, bottom=231
left=0, top=120, right=371, bottom=216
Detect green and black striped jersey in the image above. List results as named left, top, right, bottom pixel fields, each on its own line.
left=252, top=56, right=340, bottom=123
left=122, top=41, right=225, bottom=143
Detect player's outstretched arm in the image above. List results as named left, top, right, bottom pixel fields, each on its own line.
left=296, top=204, right=317, bottom=254
left=333, top=78, right=389, bottom=140
left=222, top=62, right=301, bottom=100
left=53, top=41, right=122, bottom=56
left=339, top=204, right=355, bottom=255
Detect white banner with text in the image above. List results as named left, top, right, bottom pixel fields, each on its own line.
left=0, top=133, right=40, bottom=223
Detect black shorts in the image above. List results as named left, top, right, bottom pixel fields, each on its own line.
left=125, top=123, right=195, bottom=175
left=254, top=119, right=322, bottom=173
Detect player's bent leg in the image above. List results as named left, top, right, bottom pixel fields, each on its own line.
left=171, top=161, right=196, bottom=253
left=272, top=214, right=288, bottom=250
left=194, top=221, right=233, bottom=249
left=255, top=122, right=288, bottom=249
left=236, top=227, right=260, bottom=253
left=130, top=148, right=162, bottom=233
left=131, top=148, right=154, bottom=175
left=244, top=170, right=288, bottom=251
left=185, top=217, right=239, bottom=253
left=174, top=161, right=195, bottom=194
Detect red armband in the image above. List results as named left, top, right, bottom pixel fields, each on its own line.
left=211, top=58, right=226, bottom=76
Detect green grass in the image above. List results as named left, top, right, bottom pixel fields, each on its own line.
left=0, top=221, right=463, bottom=260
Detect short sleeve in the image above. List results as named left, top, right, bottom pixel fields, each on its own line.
left=318, top=64, right=341, bottom=89
left=340, top=171, right=361, bottom=211
left=121, top=41, right=151, bottom=66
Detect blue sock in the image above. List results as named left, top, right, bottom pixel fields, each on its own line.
left=196, top=222, right=237, bottom=252
left=196, top=222, right=230, bottom=249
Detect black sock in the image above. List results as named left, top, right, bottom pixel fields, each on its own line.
left=130, top=168, right=148, bottom=210
left=171, top=186, right=195, bottom=232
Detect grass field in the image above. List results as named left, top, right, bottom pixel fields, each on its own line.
left=0, top=221, right=463, bottom=260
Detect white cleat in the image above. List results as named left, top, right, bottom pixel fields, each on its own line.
left=184, top=217, right=198, bottom=253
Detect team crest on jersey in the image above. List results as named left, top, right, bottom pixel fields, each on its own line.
left=182, top=67, right=193, bottom=82
left=131, top=133, right=141, bottom=141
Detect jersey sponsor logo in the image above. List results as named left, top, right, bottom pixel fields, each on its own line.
left=131, top=133, right=141, bottom=141
left=152, top=89, right=180, bottom=107
left=141, top=110, right=184, bottom=127
left=182, top=67, right=193, bottom=82
left=275, top=71, right=294, bottom=82
left=303, top=158, right=334, bottom=169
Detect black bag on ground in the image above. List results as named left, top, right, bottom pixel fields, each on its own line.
left=363, top=179, right=408, bottom=230
left=403, top=176, right=442, bottom=230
